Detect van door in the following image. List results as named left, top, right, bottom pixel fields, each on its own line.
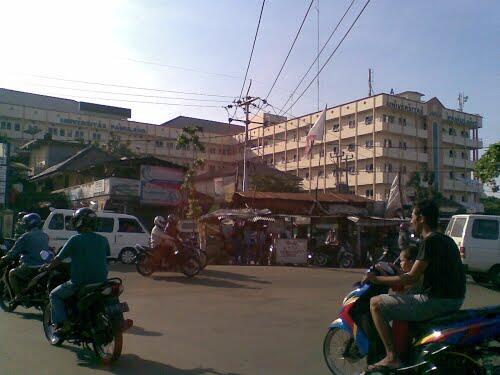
left=466, top=218, right=500, bottom=273
left=94, top=216, right=117, bottom=257
left=45, top=213, right=68, bottom=252
left=115, top=218, right=149, bottom=253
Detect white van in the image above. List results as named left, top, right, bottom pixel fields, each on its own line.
left=445, top=214, right=500, bottom=286
left=43, top=209, right=150, bottom=264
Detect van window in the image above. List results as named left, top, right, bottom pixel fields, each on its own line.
left=48, top=214, right=64, bottom=230
left=118, top=218, right=144, bottom=233
left=472, top=219, right=499, bottom=240
left=96, top=218, right=115, bottom=233
left=449, top=217, right=467, bottom=237
left=65, top=216, right=76, bottom=231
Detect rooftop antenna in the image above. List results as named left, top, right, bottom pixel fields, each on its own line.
left=458, top=92, right=468, bottom=112
left=368, top=68, right=374, bottom=96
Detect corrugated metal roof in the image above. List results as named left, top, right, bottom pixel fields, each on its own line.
left=161, top=116, right=244, bottom=135
left=234, top=191, right=372, bottom=204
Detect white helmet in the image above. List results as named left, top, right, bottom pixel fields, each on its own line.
left=154, top=216, right=166, bottom=228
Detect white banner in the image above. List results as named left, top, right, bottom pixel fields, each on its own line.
left=275, top=239, right=308, bottom=264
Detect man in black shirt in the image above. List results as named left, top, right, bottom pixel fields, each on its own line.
left=364, top=200, right=466, bottom=371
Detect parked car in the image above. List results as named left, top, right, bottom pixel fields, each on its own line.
left=43, top=208, right=150, bottom=264
left=445, top=214, right=500, bottom=287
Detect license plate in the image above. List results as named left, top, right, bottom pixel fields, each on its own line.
left=106, top=302, right=129, bottom=315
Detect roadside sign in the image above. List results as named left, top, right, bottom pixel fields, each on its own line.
left=275, top=239, right=308, bottom=264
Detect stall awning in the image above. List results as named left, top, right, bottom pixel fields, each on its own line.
left=348, top=216, right=406, bottom=227
left=200, top=208, right=272, bottom=222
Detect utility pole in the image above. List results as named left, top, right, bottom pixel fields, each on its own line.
left=227, top=84, right=264, bottom=192
left=329, top=151, right=353, bottom=192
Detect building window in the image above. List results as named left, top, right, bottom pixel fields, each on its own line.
left=348, top=120, right=355, bottom=128
left=383, top=139, right=392, bottom=148
left=449, top=127, right=457, bottom=136
left=384, top=163, right=393, bottom=172
left=6, top=122, right=11, bottom=130
left=319, top=149, right=325, bottom=157
left=422, top=121, right=427, bottom=130
left=365, top=189, right=374, bottom=198
left=461, top=195, right=467, bottom=203
left=155, top=141, right=164, bottom=147
left=293, top=154, right=297, bottom=161
left=67, top=130, right=73, bottom=138
left=423, top=144, right=427, bottom=153
left=332, top=123, right=339, bottom=132
left=281, top=156, right=285, bottom=164
left=398, top=117, right=407, bottom=126
left=59, top=129, right=65, bottom=137
left=461, top=173, right=466, bottom=179
left=332, top=145, right=339, bottom=155
left=348, top=143, right=355, bottom=152
left=365, top=163, right=373, bottom=172
left=399, top=141, right=407, bottom=150
left=449, top=150, right=455, bottom=158
left=450, top=195, right=455, bottom=201
left=401, top=165, right=407, bottom=174
left=449, top=171, right=454, bottom=179
left=461, top=152, right=466, bottom=159
left=305, top=172, right=310, bottom=180
left=365, top=116, right=373, bottom=125
left=92, top=133, right=101, bottom=140
left=348, top=165, right=356, bottom=174
left=318, top=170, right=324, bottom=178
left=365, top=140, right=373, bottom=149
left=0, top=122, right=4, bottom=129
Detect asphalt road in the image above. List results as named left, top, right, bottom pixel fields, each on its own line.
left=0, top=265, right=498, bottom=375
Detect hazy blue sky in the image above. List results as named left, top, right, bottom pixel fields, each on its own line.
left=1, top=2, right=498, bottom=153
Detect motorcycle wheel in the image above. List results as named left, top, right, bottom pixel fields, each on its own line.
left=0, top=280, right=17, bottom=312
left=323, top=328, right=366, bottom=375
left=338, top=254, right=354, bottom=269
left=181, top=257, right=201, bottom=278
left=198, top=251, right=208, bottom=269
left=430, top=350, right=486, bottom=375
left=136, top=255, right=155, bottom=277
left=313, top=253, right=329, bottom=267
left=92, top=313, right=123, bottom=364
left=42, top=303, right=63, bottom=346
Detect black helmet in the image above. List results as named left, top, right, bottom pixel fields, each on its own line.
left=22, top=213, right=42, bottom=230
left=71, top=208, right=97, bottom=232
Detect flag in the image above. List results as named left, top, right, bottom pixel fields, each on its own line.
left=385, top=173, right=407, bottom=217
left=304, top=106, right=327, bottom=157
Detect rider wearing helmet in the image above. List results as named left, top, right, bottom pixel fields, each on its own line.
left=1, top=213, right=49, bottom=299
left=13, top=211, right=28, bottom=239
left=150, top=214, right=179, bottom=263
left=45, top=208, right=110, bottom=334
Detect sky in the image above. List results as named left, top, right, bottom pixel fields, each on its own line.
left=0, top=0, right=498, bottom=192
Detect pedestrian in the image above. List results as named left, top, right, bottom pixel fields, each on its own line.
left=243, top=223, right=253, bottom=265
left=255, top=225, right=267, bottom=265
left=232, top=221, right=244, bottom=265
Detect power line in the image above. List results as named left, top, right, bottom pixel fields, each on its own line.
left=24, top=74, right=235, bottom=98
left=238, top=0, right=266, bottom=101
left=277, top=0, right=357, bottom=115
left=264, top=0, right=315, bottom=101
left=283, top=0, right=372, bottom=115
left=27, top=83, right=231, bottom=103
left=43, top=93, right=222, bottom=108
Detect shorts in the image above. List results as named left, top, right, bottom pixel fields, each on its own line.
left=375, top=293, right=463, bottom=322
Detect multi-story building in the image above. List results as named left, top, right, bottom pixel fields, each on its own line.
left=0, top=88, right=244, bottom=175
left=247, top=91, right=484, bottom=213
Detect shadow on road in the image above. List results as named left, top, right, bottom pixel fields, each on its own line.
left=68, top=348, right=241, bottom=375
left=124, top=325, right=163, bottom=337
left=12, top=310, right=42, bottom=321
left=109, top=264, right=137, bottom=273
left=467, top=279, right=500, bottom=292
left=199, top=269, right=271, bottom=285
left=152, top=275, right=261, bottom=290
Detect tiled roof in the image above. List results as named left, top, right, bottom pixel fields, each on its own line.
left=161, top=116, right=244, bottom=135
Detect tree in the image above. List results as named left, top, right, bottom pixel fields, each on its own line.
left=248, top=173, right=303, bottom=193
left=406, top=168, right=445, bottom=204
left=480, top=196, right=500, bottom=215
left=176, top=127, right=205, bottom=220
left=104, top=133, right=138, bottom=158
left=475, top=142, right=499, bottom=193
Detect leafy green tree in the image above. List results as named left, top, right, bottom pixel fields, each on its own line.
left=475, top=142, right=499, bottom=193
left=481, top=196, right=500, bottom=215
left=104, top=133, right=137, bottom=158
left=176, top=127, right=205, bottom=219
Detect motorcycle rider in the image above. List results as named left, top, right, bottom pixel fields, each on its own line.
left=151, top=215, right=179, bottom=265
left=1, top=213, right=48, bottom=302
left=13, top=211, right=28, bottom=239
left=364, top=200, right=466, bottom=371
left=397, top=222, right=411, bottom=250
left=44, top=208, right=110, bottom=334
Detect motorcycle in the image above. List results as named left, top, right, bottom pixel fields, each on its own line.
left=42, top=267, right=132, bottom=364
left=184, top=234, right=207, bottom=269
left=322, top=261, right=500, bottom=374
left=135, top=243, right=201, bottom=278
left=310, top=241, right=355, bottom=268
